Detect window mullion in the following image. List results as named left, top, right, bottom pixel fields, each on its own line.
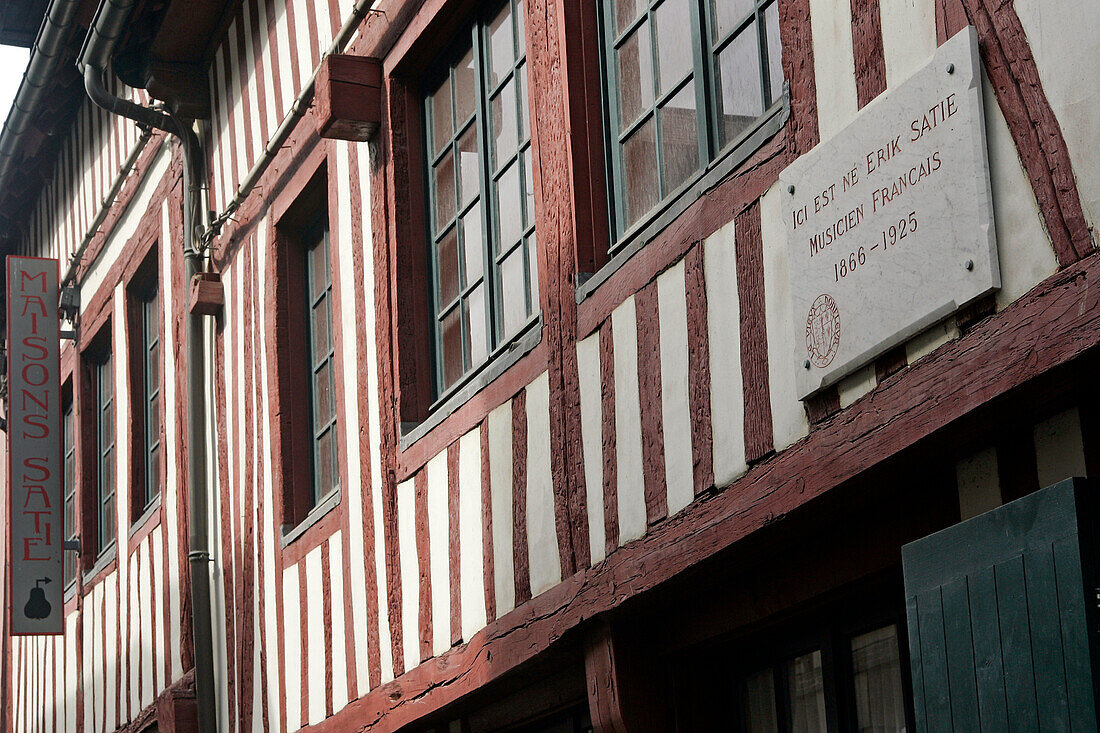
left=474, top=20, right=498, bottom=349
left=691, top=0, right=714, bottom=163
left=600, top=0, right=628, bottom=238
left=755, top=6, right=769, bottom=108
left=647, top=3, right=666, bottom=197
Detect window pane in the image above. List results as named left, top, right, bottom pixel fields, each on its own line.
left=764, top=1, right=783, bottom=104
left=462, top=204, right=484, bottom=283
left=147, top=338, right=160, bottom=393
left=309, top=241, right=327, bottom=300
left=712, top=0, right=755, bottom=40
left=102, top=492, right=114, bottom=545
left=313, top=361, right=333, bottom=427
left=527, top=232, right=539, bottom=307
left=786, top=651, right=826, bottom=733
left=715, top=27, right=764, bottom=146
left=496, top=161, right=523, bottom=248
left=491, top=79, right=519, bottom=168
left=614, top=0, right=646, bottom=34
left=457, top=124, right=480, bottom=209
left=516, top=0, right=526, bottom=56
left=524, top=146, right=535, bottom=226
left=617, top=20, right=655, bottom=128
left=316, top=428, right=335, bottom=498
left=311, top=296, right=331, bottom=360
left=441, top=307, right=464, bottom=388
left=488, top=1, right=515, bottom=88
left=150, top=392, right=162, bottom=441
left=519, top=63, right=530, bottom=138
left=434, top=152, right=457, bottom=229
left=852, top=626, right=907, bottom=733
left=148, top=445, right=161, bottom=499
left=437, top=227, right=460, bottom=306
left=430, top=76, right=452, bottom=156
left=658, top=80, right=699, bottom=193
left=500, top=246, right=527, bottom=336
left=622, top=116, right=659, bottom=226
left=655, top=0, right=693, bottom=94
left=744, top=670, right=779, bottom=733
left=468, top=285, right=487, bottom=363
left=455, top=48, right=477, bottom=125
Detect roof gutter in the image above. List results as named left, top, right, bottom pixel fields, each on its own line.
left=0, top=0, right=83, bottom=214
left=80, top=3, right=219, bottom=731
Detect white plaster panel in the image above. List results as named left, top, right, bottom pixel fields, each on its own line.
left=761, top=184, right=811, bottom=450
left=67, top=614, right=77, bottom=733
left=458, top=429, right=487, bottom=640
left=657, top=261, right=695, bottom=515
left=82, top=599, right=93, bottom=733
left=335, top=142, right=371, bottom=693
left=282, top=563, right=302, bottom=731
left=904, top=318, right=958, bottom=366
left=106, top=574, right=118, bottom=732
left=396, top=478, right=421, bottom=669
left=151, top=526, right=164, bottom=695
left=612, top=296, right=647, bottom=544
left=160, top=199, right=183, bottom=681
left=1015, top=0, right=1100, bottom=231
left=329, top=535, right=349, bottom=712
left=273, top=0, right=295, bottom=128
left=140, top=541, right=155, bottom=709
left=488, top=401, right=516, bottom=614
left=1034, top=407, right=1088, bottom=488
left=705, top=220, right=748, bottom=487
left=577, top=334, right=606, bottom=563
left=809, top=0, right=859, bottom=141
left=982, top=72, right=1058, bottom=309
left=837, top=364, right=876, bottom=409
left=526, top=373, right=561, bottom=596
left=129, top=545, right=141, bottom=715
left=956, top=446, right=1001, bottom=520
left=258, top=243, right=283, bottom=731
left=291, top=0, right=314, bottom=99
left=355, top=140, right=394, bottom=685
left=426, top=452, right=451, bottom=657
left=309, top=515, right=329, bottom=723
left=879, top=0, right=937, bottom=88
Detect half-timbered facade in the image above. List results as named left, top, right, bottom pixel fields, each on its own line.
left=2, top=0, right=1099, bottom=730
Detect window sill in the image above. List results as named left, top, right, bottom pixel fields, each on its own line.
left=280, top=488, right=341, bottom=548
left=82, top=542, right=118, bottom=588
left=128, top=495, right=162, bottom=540
left=399, top=316, right=543, bottom=452
left=575, top=93, right=790, bottom=304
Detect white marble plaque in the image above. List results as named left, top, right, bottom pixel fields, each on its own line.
left=780, top=27, right=998, bottom=399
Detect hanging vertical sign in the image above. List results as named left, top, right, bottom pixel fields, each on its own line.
left=7, top=257, right=63, bottom=634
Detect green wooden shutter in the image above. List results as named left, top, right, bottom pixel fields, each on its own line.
left=902, top=477, right=1100, bottom=732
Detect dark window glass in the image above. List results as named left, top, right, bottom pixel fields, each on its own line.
left=141, top=284, right=161, bottom=509
left=304, top=220, right=338, bottom=507
left=425, top=0, right=538, bottom=397
left=96, top=351, right=115, bottom=553
left=63, top=401, right=76, bottom=586
left=851, top=625, right=907, bottom=733
left=602, top=0, right=785, bottom=238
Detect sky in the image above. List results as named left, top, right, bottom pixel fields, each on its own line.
left=0, top=45, right=30, bottom=132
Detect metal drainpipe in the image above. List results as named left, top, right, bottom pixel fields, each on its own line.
left=82, top=53, right=219, bottom=733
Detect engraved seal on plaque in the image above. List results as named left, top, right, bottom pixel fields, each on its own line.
left=806, top=294, right=841, bottom=368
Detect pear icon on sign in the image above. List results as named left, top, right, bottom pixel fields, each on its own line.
left=24, top=578, right=51, bottom=620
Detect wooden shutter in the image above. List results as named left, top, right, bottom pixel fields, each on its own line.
left=902, top=477, right=1100, bottom=732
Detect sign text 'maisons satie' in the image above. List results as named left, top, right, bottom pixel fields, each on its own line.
left=7, top=256, right=63, bottom=634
